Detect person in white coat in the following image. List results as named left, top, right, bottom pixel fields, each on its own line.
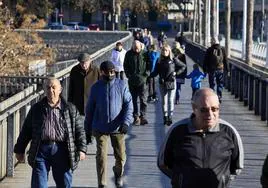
left=111, top=42, right=127, bottom=80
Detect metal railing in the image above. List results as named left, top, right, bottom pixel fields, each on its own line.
left=0, top=32, right=133, bottom=180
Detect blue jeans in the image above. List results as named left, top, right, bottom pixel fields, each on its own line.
left=208, top=70, right=224, bottom=99
left=175, top=82, right=181, bottom=101
left=31, top=142, right=72, bottom=188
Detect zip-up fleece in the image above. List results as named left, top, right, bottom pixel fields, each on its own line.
left=158, top=116, right=244, bottom=188
left=84, top=78, right=133, bottom=134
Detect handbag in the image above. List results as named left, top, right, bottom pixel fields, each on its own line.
left=164, top=81, right=175, bottom=90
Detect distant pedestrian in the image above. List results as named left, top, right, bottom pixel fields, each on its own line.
left=172, top=41, right=187, bottom=104
left=111, top=42, right=127, bottom=80
left=68, top=53, right=99, bottom=115
left=148, top=30, right=154, bottom=45
left=203, top=36, right=229, bottom=103
left=175, top=31, right=187, bottom=50
left=84, top=61, right=133, bottom=188
left=157, top=31, right=167, bottom=49
left=14, top=77, right=87, bottom=188
left=158, top=88, right=244, bottom=188
left=186, top=63, right=206, bottom=98
left=150, top=44, right=186, bottom=126
left=147, top=44, right=160, bottom=102
left=124, top=40, right=149, bottom=126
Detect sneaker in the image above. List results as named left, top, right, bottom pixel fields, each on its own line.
left=133, top=116, right=140, bottom=126
left=140, top=116, right=148, bottom=125
left=113, top=166, right=123, bottom=188
left=167, top=116, right=172, bottom=126
left=163, top=116, right=168, bottom=125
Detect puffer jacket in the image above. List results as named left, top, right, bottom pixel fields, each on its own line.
left=158, top=116, right=244, bottom=188
left=14, top=97, right=87, bottom=171
left=84, top=78, right=133, bottom=134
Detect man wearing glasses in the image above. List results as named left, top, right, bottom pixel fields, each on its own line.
left=84, top=61, right=133, bottom=188
left=158, top=88, right=244, bottom=188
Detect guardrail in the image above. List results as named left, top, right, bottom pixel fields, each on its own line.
left=0, top=32, right=133, bottom=180
left=185, top=40, right=268, bottom=124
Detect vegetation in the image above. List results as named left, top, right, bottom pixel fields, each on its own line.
left=0, top=4, right=54, bottom=75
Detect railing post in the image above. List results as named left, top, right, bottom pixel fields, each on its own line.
left=7, top=113, right=15, bottom=177
left=0, top=119, right=7, bottom=179
left=248, top=75, right=254, bottom=110
left=254, top=79, right=260, bottom=115
left=231, top=66, right=236, bottom=95
left=243, top=74, right=248, bottom=106
left=238, top=70, right=244, bottom=101
left=234, top=68, right=239, bottom=98
left=261, top=80, right=267, bottom=121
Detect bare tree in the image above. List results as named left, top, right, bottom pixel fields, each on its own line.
left=225, top=0, right=231, bottom=58
left=246, top=0, right=254, bottom=66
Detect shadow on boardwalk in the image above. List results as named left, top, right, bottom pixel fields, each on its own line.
left=0, top=56, right=267, bottom=188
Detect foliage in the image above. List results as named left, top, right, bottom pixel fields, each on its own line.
left=0, top=5, right=55, bottom=75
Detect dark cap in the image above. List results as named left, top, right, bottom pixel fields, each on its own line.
left=78, top=53, right=90, bottom=62
left=100, top=61, right=115, bottom=72
left=116, top=41, right=123, bottom=46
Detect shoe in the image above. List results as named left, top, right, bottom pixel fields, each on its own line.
left=147, top=96, right=152, bottom=103
left=113, top=166, right=123, bottom=188
left=153, top=96, right=159, bottom=102
left=133, top=116, right=140, bottom=126
left=167, top=116, right=172, bottom=126
left=163, top=116, right=168, bottom=125
left=140, top=116, right=148, bottom=125
left=175, top=100, right=179, bottom=105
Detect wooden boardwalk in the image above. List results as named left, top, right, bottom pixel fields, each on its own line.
left=0, top=56, right=268, bottom=188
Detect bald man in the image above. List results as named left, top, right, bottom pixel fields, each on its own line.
left=14, top=77, right=87, bottom=188
left=158, top=88, right=244, bottom=188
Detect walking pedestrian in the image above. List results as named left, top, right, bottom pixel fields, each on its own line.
left=14, top=77, right=87, bottom=188
left=186, top=63, right=206, bottom=98
left=157, top=31, right=167, bottom=49
left=124, top=40, right=149, bottom=126
left=172, top=41, right=187, bottom=104
left=84, top=61, right=133, bottom=188
left=203, top=36, right=229, bottom=103
left=158, top=88, right=244, bottom=188
left=111, top=42, right=127, bottom=80
left=68, top=53, right=99, bottom=115
left=150, top=44, right=186, bottom=126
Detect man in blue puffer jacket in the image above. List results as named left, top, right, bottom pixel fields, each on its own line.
left=84, top=61, right=133, bottom=188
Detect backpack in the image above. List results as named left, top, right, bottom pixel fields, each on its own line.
left=211, top=47, right=224, bottom=70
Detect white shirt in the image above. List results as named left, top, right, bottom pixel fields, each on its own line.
left=110, top=48, right=126, bottom=72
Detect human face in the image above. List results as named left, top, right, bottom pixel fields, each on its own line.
left=192, top=94, right=220, bottom=130
left=101, top=69, right=116, bottom=81
left=44, top=79, right=62, bottom=105
left=133, top=41, right=142, bottom=53
left=162, top=47, right=170, bottom=57
left=80, top=60, right=90, bottom=71
left=116, top=45, right=122, bottom=51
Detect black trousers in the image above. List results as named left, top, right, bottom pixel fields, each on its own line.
left=129, top=83, right=147, bottom=118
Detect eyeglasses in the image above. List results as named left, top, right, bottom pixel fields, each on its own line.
left=197, top=106, right=220, bottom=113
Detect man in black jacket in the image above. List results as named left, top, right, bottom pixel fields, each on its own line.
left=158, top=88, right=244, bottom=188
left=203, top=37, right=229, bottom=103
left=14, top=77, right=87, bottom=188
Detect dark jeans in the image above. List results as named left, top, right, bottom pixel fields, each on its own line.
left=208, top=70, right=224, bottom=99
left=115, top=71, right=124, bottom=80
left=175, top=82, right=182, bottom=101
left=192, top=87, right=199, bottom=98
left=148, top=77, right=157, bottom=98
left=31, top=142, right=72, bottom=188
left=129, top=83, right=147, bottom=118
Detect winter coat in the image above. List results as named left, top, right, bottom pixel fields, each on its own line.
left=68, top=64, right=99, bottom=115
left=14, top=97, right=87, bottom=171
left=158, top=116, right=244, bottom=188
left=186, top=69, right=206, bottom=89
left=123, top=49, right=149, bottom=88
left=84, top=78, right=133, bottom=134
left=111, top=48, right=127, bottom=72
left=148, top=51, right=160, bottom=73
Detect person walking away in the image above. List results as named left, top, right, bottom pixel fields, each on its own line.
left=203, top=36, right=229, bottom=103
left=150, top=44, right=186, bottom=126
left=158, top=88, right=244, bottom=188
left=124, top=40, right=149, bottom=126
left=68, top=53, right=99, bottom=115
left=186, top=63, right=206, bottom=98
left=172, top=41, right=187, bottom=104
left=147, top=44, right=160, bottom=102
left=14, top=77, right=87, bottom=188
left=84, top=61, right=133, bottom=188
left=175, top=32, right=187, bottom=50
left=157, top=31, right=167, bottom=49
left=111, top=42, right=127, bottom=80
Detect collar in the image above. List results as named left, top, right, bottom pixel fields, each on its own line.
left=188, top=113, right=220, bottom=133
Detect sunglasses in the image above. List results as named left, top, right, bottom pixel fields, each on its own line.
left=197, top=106, right=220, bottom=113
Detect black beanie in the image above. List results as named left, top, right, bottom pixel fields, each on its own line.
left=100, top=61, right=115, bottom=72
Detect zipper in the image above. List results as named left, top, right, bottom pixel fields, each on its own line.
left=108, top=82, right=111, bottom=122
left=202, top=132, right=206, bottom=168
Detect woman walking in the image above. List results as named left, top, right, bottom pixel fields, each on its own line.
left=150, top=44, right=186, bottom=126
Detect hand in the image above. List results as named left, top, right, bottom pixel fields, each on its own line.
left=119, top=124, right=128, bottom=134
left=15, top=153, right=25, bottom=162
left=86, top=133, right=93, bottom=144
left=227, top=72, right=231, bottom=77
left=79, top=151, right=86, bottom=161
